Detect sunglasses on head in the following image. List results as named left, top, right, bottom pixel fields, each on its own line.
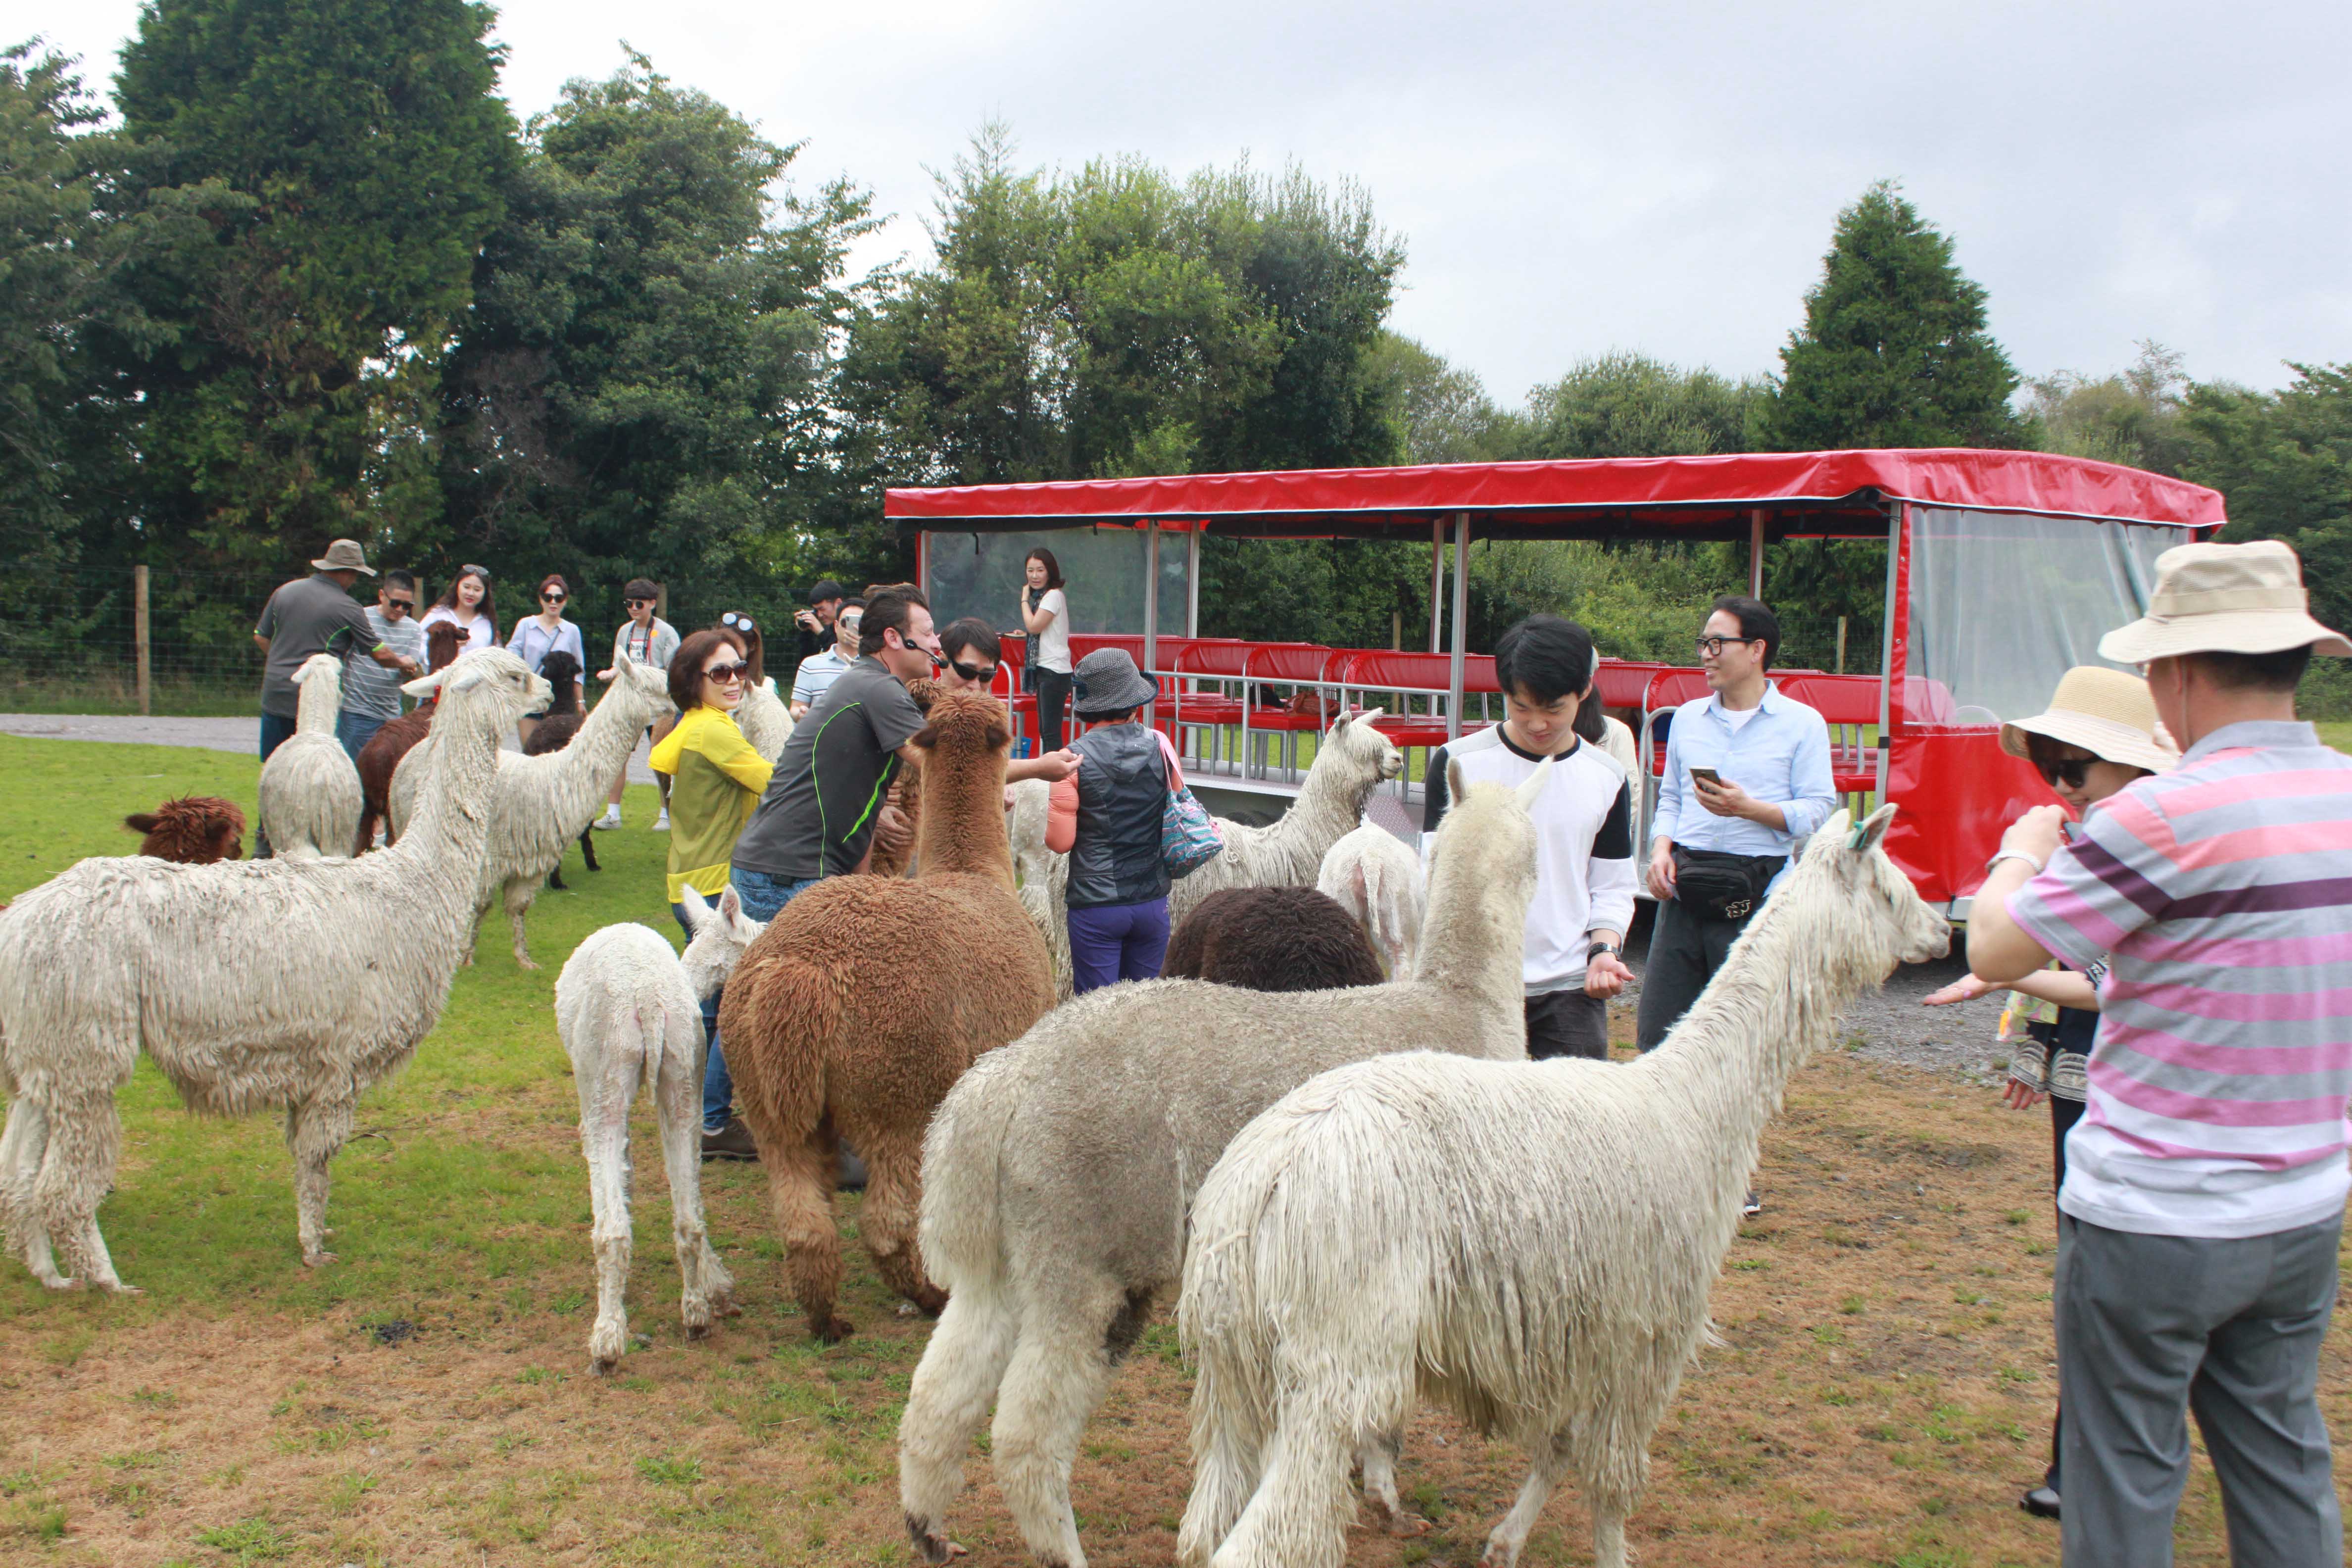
left=703, top=661, right=749, bottom=685
left=950, top=658, right=997, bottom=683
left=460, top=564, right=490, bottom=579
left=721, top=611, right=757, bottom=634
left=2037, top=756, right=2095, bottom=789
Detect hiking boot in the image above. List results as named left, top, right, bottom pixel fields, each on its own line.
left=700, top=1117, right=758, bottom=1161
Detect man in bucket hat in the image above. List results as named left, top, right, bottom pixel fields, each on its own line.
left=250, top=539, right=420, bottom=853
left=1970, top=539, right=2351, bottom=1566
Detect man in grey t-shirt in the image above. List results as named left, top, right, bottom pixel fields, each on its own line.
left=337, top=569, right=427, bottom=758
left=252, top=540, right=416, bottom=758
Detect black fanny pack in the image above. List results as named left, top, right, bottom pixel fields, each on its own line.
left=1671, top=846, right=1785, bottom=922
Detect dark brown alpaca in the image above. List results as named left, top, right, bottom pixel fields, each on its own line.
left=717, top=690, right=1054, bottom=1341
left=520, top=650, right=598, bottom=888
left=1162, top=884, right=1384, bottom=992
left=123, top=797, right=247, bottom=864
left=354, top=619, right=465, bottom=852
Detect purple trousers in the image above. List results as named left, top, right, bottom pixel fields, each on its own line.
left=1066, top=896, right=1171, bottom=993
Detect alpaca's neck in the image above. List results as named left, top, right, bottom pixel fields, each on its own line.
left=294, top=664, right=343, bottom=736
left=1264, top=741, right=1377, bottom=873
left=1412, top=821, right=1528, bottom=1020
left=915, top=753, right=1016, bottom=887
left=538, top=678, right=655, bottom=812
left=391, top=687, right=503, bottom=905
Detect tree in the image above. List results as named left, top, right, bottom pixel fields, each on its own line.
left=1763, top=180, right=2024, bottom=452
left=104, top=0, right=515, bottom=566
left=2023, top=341, right=2194, bottom=474
left=1363, top=332, right=1512, bottom=464
left=1514, top=351, right=1764, bottom=461
left=438, top=52, right=879, bottom=620
left=2179, top=362, right=2352, bottom=640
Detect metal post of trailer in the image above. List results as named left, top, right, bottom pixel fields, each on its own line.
left=1447, top=511, right=1470, bottom=739
left=1876, top=501, right=1903, bottom=799
left=1428, top=518, right=1445, bottom=653
left=1749, top=508, right=1766, bottom=598
left=916, top=530, right=930, bottom=604
left=1185, top=527, right=1201, bottom=637
left=1143, top=522, right=1160, bottom=686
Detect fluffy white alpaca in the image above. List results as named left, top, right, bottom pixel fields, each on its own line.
left=737, top=676, right=793, bottom=764
left=0, top=650, right=546, bottom=1291
left=898, top=759, right=1549, bottom=1568
left=255, top=652, right=364, bottom=861
left=1006, top=778, right=1071, bottom=989
left=1176, top=806, right=1951, bottom=1568
left=391, top=657, right=671, bottom=968
left=1014, top=713, right=1403, bottom=998
left=1315, top=821, right=1425, bottom=976
left=555, top=884, right=766, bottom=1372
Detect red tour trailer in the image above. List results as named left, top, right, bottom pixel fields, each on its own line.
left=888, top=448, right=2224, bottom=917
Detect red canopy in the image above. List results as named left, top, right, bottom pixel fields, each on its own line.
left=887, top=447, right=2224, bottom=539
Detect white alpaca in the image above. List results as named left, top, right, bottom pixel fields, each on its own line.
left=555, top=884, right=766, bottom=1372
left=0, top=651, right=546, bottom=1291
left=255, top=652, right=363, bottom=861
left=1175, top=806, right=1951, bottom=1568
left=1315, top=821, right=1425, bottom=976
left=1015, top=713, right=1403, bottom=998
left=737, top=676, right=793, bottom=764
left=1006, top=778, right=1071, bottom=989
left=391, top=658, right=671, bottom=969
left=898, top=759, right=1550, bottom=1568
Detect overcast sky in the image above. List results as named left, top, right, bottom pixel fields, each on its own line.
left=14, top=0, right=2348, bottom=404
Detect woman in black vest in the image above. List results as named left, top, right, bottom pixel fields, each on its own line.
left=1044, top=648, right=1175, bottom=992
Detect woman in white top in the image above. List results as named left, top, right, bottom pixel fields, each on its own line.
left=507, top=572, right=586, bottom=745
left=1020, top=547, right=1073, bottom=753
left=420, top=564, right=498, bottom=667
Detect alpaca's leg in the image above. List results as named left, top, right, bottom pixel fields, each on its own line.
left=1205, top=1389, right=1357, bottom=1568
left=853, top=1125, right=944, bottom=1315
left=285, top=1095, right=354, bottom=1268
left=1479, top=1429, right=1576, bottom=1568
left=38, top=1091, right=131, bottom=1292
left=0, top=1099, right=68, bottom=1288
left=505, top=876, right=539, bottom=970
left=581, top=1058, right=637, bottom=1372
left=764, top=1123, right=850, bottom=1341
left=993, top=1284, right=1126, bottom=1568
left=1177, top=1375, right=1272, bottom=1568
left=1358, top=1429, right=1428, bottom=1534
left=651, top=1035, right=729, bottom=1340
left=900, top=1279, right=1021, bottom=1564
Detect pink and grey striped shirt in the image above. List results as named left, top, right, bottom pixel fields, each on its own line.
left=2008, top=720, right=2352, bottom=1239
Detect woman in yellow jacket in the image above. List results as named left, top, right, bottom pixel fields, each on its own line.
left=650, top=628, right=773, bottom=1155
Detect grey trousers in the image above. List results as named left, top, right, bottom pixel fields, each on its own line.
left=2056, top=1212, right=2344, bottom=1568
left=1633, top=895, right=1752, bottom=1051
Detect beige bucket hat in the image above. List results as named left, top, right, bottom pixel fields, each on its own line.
left=310, top=538, right=377, bottom=576
left=2099, top=539, right=2348, bottom=663
left=2001, top=666, right=2179, bottom=774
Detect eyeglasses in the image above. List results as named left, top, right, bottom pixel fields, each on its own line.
left=1695, top=636, right=1761, bottom=659
left=721, top=612, right=757, bottom=634
left=703, top=662, right=749, bottom=685
left=950, top=658, right=998, bottom=683
left=384, top=598, right=414, bottom=615
left=2037, top=756, right=2095, bottom=789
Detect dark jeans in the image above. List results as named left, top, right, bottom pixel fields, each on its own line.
left=1634, top=894, right=1755, bottom=1050
left=697, top=869, right=821, bottom=1133
left=2057, top=1212, right=2343, bottom=1568
left=255, top=712, right=299, bottom=858
left=1067, top=895, right=1170, bottom=993
left=336, top=710, right=388, bottom=761
left=1526, top=987, right=1610, bottom=1060
left=2044, top=1091, right=2088, bottom=1490
left=1033, top=666, right=1072, bottom=753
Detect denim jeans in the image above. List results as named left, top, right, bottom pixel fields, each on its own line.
left=1066, top=895, right=1171, bottom=993
left=254, top=712, right=300, bottom=857
left=336, top=710, right=388, bottom=761
left=699, top=869, right=821, bottom=1133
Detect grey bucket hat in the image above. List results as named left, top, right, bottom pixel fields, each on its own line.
left=310, top=538, right=377, bottom=576
left=1071, top=647, right=1157, bottom=717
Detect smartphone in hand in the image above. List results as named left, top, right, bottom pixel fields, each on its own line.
left=1689, top=766, right=1723, bottom=791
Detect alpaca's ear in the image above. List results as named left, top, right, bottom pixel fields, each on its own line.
left=124, top=812, right=160, bottom=834
left=1513, top=754, right=1555, bottom=810
left=680, top=885, right=713, bottom=931
left=399, top=668, right=443, bottom=699
left=986, top=720, right=1012, bottom=754
left=716, top=883, right=747, bottom=932
left=908, top=722, right=940, bottom=751
left=1848, top=802, right=1898, bottom=854
left=1808, top=809, right=1852, bottom=857
left=1446, top=756, right=1466, bottom=808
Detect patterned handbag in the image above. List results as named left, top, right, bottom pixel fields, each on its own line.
left=1156, top=732, right=1223, bottom=877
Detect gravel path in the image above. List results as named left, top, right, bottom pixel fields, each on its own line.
left=0, top=712, right=661, bottom=785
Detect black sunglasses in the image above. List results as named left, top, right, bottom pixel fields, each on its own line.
left=627, top=598, right=655, bottom=610
left=950, top=658, right=998, bottom=683
left=2037, top=756, right=2094, bottom=789
left=541, top=590, right=566, bottom=602
left=703, top=661, right=749, bottom=685
left=383, top=598, right=414, bottom=614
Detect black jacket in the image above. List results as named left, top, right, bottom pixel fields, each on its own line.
left=1064, top=722, right=1172, bottom=909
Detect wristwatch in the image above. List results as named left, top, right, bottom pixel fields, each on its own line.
left=1586, top=939, right=1619, bottom=964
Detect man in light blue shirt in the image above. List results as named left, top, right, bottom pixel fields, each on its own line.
left=1636, top=595, right=1835, bottom=1067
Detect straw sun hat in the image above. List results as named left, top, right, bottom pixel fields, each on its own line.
left=2000, top=666, right=2179, bottom=774
left=2098, top=539, right=2350, bottom=663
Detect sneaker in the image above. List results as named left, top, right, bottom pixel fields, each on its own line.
left=1742, top=1190, right=1763, bottom=1218
left=2020, top=1484, right=2060, bottom=1519
left=591, top=807, right=622, bottom=831
left=700, top=1117, right=758, bottom=1162
left=653, top=808, right=671, bottom=832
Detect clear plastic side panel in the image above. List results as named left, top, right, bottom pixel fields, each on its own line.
left=1906, top=509, right=2176, bottom=725
left=921, top=529, right=1189, bottom=636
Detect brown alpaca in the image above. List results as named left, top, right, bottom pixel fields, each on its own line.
left=717, top=690, right=1054, bottom=1342
left=122, top=797, right=247, bottom=864
left=1162, top=885, right=1385, bottom=992
left=865, top=677, right=941, bottom=881
left=355, top=620, right=465, bottom=851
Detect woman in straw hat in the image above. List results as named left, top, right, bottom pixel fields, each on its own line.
left=1923, top=664, right=2175, bottom=1522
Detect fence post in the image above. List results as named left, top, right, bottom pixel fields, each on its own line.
left=1835, top=615, right=1848, bottom=676
left=135, top=565, right=152, bottom=717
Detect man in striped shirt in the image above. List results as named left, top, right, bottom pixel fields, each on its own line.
left=1969, top=540, right=2350, bottom=1567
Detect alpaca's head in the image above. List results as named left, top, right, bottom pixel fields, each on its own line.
left=1317, top=711, right=1404, bottom=789
left=908, top=690, right=1014, bottom=767
left=292, top=651, right=344, bottom=693
left=124, top=796, right=247, bottom=863
left=1793, top=804, right=1951, bottom=978
left=537, top=650, right=584, bottom=713
left=1006, top=777, right=1053, bottom=878
left=422, top=618, right=465, bottom=678
left=608, top=655, right=669, bottom=705
left=1421, top=755, right=1552, bottom=956
left=680, top=883, right=768, bottom=1001
left=402, top=648, right=546, bottom=731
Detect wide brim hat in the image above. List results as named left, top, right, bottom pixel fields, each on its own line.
left=1070, top=647, right=1157, bottom=717
left=2099, top=539, right=2349, bottom=663
left=2000, top=666, right=2179, bottom=774
left=310, top=538, right=376, bottom=576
